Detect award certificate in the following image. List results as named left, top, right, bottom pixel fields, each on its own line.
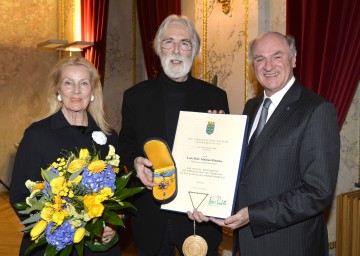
left=161, top=111, right=248, bottom=219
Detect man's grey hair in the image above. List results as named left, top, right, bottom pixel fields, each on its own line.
left=248, top=32, right=297, bottom=63
left=153, top=14, right=201, bottom=61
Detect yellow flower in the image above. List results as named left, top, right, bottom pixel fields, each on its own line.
left=53, top=195, right=63, bottom=210
left=41, top=205, right=55, bottom=222
left=30, top=220, right=47, bottom=240
left=70, top=219, right=82, bottom=229
left=84, top=194, right=95, bottom=207
left=88, top=160, right=106, bottom=173
left=79, top=148, right=90, bottom=160
left=71, top=175, right=82, bottom=185
left=52, top=210, right=68, bottom=226
left=74, top=227, right=86, bottom=243
left=33, top=182, right=45, bottom=190
left=106, top=145, right=120, bottom=167
left=50, top=176, right=68, bottom=195
left=94, top=194, right=107, bottom=204
left=87, top=203, right=104, bottom=218
left=68, top=159, right=87, bottom=173
left=113, top=167, right=119, bottom=174
left=84, top=194, right=105, bottom=218
left=99, top=187, right=114, bottom=198
left=68, top=190, right=74, bottom=198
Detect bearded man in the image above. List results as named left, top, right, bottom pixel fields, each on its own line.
left=118, top=14, right=229, bottom=256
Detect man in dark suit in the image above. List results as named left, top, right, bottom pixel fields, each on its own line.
left=118, top=14, right=229, bottom=256
left=189, top=32, right=340, bottom=256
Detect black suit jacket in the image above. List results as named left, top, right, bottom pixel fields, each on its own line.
left=235, top=80, right=340, bottom=256
left=118, top=73, right=229, bottom=254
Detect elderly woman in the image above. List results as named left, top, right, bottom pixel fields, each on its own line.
left=10, top=56, right=121, bottom=255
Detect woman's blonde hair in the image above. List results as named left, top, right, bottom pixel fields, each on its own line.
left=46, top=56, right=111, bottom=135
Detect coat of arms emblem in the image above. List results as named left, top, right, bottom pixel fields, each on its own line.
left=206, top=121, right=215, bottom=135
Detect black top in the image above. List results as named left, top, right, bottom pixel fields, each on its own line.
left=10, top=110, right=120, bottom=256
left=161, top=74, right=188, bottom=148
left=118, top=72, right=230, bottom=254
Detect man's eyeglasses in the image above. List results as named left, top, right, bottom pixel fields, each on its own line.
left=161, top=39, right=193, bottom=51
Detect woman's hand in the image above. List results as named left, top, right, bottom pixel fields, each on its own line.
left=101, top=225, right=117, bottom=243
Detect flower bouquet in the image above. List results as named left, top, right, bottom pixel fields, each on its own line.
left=13, top=145, right=143, bottom=256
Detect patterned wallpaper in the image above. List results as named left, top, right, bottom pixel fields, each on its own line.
left=0, top=1, right=358, bottom=253
left=0, top=0, right=59, bottom=191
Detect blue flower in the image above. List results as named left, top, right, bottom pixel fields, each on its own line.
left=80, top=165, right=116, bottom=192
left=45, top=220, right=75, bottom=251
left=42, top=181, right=52, bottom=197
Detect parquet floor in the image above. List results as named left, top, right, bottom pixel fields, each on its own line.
left=0, top=192, right=137, bottom=256
left=0, top=192, right=23, bottom=255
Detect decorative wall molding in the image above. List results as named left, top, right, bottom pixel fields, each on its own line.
left=218, top=0, right=231, bottom=14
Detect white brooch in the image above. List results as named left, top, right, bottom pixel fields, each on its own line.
left=92, top=131, right=107, bottom=145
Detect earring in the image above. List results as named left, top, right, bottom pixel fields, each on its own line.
left=91, top=95, right=94, bottom=102
left=57, top=95, right=62, bottom=102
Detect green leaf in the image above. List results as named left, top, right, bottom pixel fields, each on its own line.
left=60, top=244, right=73, bottom=256
left=69, top=168, right=83, bottom=181
left=20, top=223, right=35, bottom=232
left=25, top=236, right=47, bottom=255
left=114, top=171, right=133, bottom=193
left=21, top=213, right=41, bottom=225
left=21, top=199, right=47, bottom=214
left=103, top=201, right=119, bottom=209
left=41, top=169, right=59, bottom=182
left=115, top=187, right=144, bottom=201
left=74, top=239, right=84, bottom=256
left=44, top=244, right=57, bottom=256
left=103, top=210, right=123, bottom=226
left=85, top=233, right=119, bottom=252
left=92, top=218, right=104, bottom=237
left=13, top=202, right=28, bottom=210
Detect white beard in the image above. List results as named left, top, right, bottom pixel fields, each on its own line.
left=160, top=53, right=193, bottom=80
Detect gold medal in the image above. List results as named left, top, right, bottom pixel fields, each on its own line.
left=182, top=192, right=209, bottom=256
left=182, top=234, right=208, bottom=256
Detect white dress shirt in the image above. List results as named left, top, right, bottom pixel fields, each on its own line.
left=248, top=76, right=296, bottom=142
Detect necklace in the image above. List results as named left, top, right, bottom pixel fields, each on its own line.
left=182, top=191, right=209, bottom=256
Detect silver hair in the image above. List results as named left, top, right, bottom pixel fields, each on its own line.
left=248, top=32, right=297, bottom=63
left=153, top=14, right=201, bottom=61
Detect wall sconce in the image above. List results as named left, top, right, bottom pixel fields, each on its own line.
left=37, top=39, right=69, bottom=50
left=218, top=0, right=231, bottom=14
left=37, top=39, right=93, bottom=52
left=58, top=41, right=94, bottom=52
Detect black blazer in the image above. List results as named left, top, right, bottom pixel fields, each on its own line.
left=118, top=73, right=230, bottom=254
left=10, top=110, right=120, bottom=256
left=235, top=80, right=340, bottom=256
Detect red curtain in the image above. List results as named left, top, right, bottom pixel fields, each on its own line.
left=136, top=0, right=181, bottom=78
left=287, top=0, right=360, bottom=128
left=81, top=0, right=109, bottom=86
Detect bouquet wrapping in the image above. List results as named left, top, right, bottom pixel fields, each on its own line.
left=14, top=145, right=143, bottom=256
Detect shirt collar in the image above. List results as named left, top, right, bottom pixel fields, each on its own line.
left=50, top=110, right=97, bottom=134
left=264, top=76, right=295, bottom=107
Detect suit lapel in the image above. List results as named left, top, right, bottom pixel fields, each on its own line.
left=244, top=82, right=303, bottom=170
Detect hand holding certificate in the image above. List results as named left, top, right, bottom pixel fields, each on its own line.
left=161, top=111, right=248, bottom=219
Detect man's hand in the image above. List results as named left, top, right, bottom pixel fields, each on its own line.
left=187, top=208, right=210, bottom=223
left=208, top=110, right=225, bottom=114
left=187, top=207, right=250, bottom=230
left=134, top=157, right=156, bottom=189
left=210, top=207, right=250, bottom=230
